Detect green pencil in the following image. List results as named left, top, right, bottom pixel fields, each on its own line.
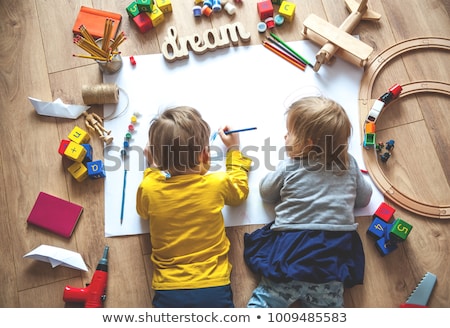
left=269, top=33, right=313, bottom=68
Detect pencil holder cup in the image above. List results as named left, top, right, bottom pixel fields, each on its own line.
left=95, top=38, right=123, bottom=74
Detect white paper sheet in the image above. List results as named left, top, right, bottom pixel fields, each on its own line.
left=103, top=40, right=383, bottom=237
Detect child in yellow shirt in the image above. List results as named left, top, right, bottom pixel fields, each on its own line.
left=136, top=106, right=252, bottom=307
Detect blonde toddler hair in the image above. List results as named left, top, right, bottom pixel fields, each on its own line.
left=286, top=96, right=352, bottom=170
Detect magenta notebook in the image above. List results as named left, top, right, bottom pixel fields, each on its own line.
left=27, top=192, right=83, bottom=238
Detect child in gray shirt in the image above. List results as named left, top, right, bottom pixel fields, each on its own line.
left=244, top=96, right=373, bottom=308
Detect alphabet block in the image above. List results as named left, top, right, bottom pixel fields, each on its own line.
left=156, top=0, right=172, bottom=13
left=389, top=218, right=413, bottom=242
left=68, top=126, right=90, bottom=144
left=373, top=202, right=395, bottom=223
left=87, top=160, right=106, bottom=179
left=68, top=162, right=88, bottom=182
left=278, top=1, right=296, bottom=23
left=148, top=6, right=164, bottom=27
left=257, top=1, right=274, bottom=21
left=64, top=141, right=87, bottom=163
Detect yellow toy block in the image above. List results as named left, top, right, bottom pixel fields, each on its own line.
left=68, top=126, right=90, bottom=144
left=68, top=162, right=88, bottom=182
left=156, top=0, right=172, bottom=13
left=279, top=1, right=296, bottom=23
left=148, top=6, right=164, bottom=27
left=64, top=141, right=87, bottom=162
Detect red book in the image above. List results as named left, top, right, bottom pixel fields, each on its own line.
left=27, top=192, right=83, bottom=238
left=72, top=6, right=122, bottom=39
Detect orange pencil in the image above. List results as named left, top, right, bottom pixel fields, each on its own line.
left=263, top=42, right=305, bottom=71
left=263, top=41, right=305, bottom=71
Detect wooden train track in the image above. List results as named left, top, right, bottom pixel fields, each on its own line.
left=359, top=37, right=450, bottom=219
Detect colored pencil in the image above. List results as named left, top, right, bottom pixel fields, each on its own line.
left=264, top=39, right=306, bottom=69
left=266, top=36, right=307, bottom=67
left=269, top=32, right=314, bottom=68
left=120, top=169, right=127, bottom=225
left=225, top=127, right=257, bottom=135
left=263, top=41, right=306, bottom=71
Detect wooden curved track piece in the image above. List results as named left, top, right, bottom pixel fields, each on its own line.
left=359, top=37, right=450, bottom=219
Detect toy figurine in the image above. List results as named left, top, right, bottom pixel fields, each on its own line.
left=380, top=152, right=391, bottom=163
left=82, top=111, right=113, bottom=144
left=376, top=142, right=384, bottom=152
left=385, top=139, right=395, bottom=151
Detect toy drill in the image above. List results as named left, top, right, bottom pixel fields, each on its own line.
left=63, top=246, right=109, bottom=308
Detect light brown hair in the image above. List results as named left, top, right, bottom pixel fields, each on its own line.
left=286, top=96, right=352, bottom=170
left=148, top=106, right=211, bottom=174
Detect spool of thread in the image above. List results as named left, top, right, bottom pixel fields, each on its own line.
left=82, top=83, right=119, bottom=105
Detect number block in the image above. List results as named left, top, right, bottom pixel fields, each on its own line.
left=389, top=218, right=413, bottom=242
left=367, top=216, right=388, bottom=239
left=126, top=1, right=140, bottom=17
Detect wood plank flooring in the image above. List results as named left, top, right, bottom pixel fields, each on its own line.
left=0, top=0, right=449, bottom=308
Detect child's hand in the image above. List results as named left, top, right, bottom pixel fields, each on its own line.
left=218, top=126, right=240, bottom=151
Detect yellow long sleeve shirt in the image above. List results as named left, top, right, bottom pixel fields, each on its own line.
left=136, top=150, right=252, bottom=290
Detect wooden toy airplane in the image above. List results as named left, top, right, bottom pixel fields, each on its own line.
left=302, top=0, right=381, bottom=72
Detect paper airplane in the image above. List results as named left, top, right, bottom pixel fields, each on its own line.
left=23, top=245, right=88, bottom=271
left=29, top=97, right=89, bottom=119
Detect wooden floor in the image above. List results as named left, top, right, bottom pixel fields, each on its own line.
left=1, top=0, right=449, bottom=308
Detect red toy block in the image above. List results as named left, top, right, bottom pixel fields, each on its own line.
left=373, top=202, right=395, bottom=223
left=257, top=0, right=273, bottom=21
left=132, top=12, right=153, bottom=33
left=58, top=139, right=70, bottom=156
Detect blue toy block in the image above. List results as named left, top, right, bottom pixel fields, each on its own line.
left=82, top=144, right=93, bottom=163
left=375, top=237, right=398, bottom=256
left=87, top=160, right=106, bottom=179
left=367, top=216, right=388, bottom=239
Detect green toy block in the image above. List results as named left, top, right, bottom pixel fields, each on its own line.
left=271, top=0, right=283, bottom=4
left=364, top=133, right=376, bottom=148
left=136, top=0, right=153, bottom=12
left=389, top=218, right=413, bottom=242
left=126, top=2, right=140, bottom=17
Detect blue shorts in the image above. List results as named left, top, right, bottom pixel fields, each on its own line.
left=153, top=285, right=234, bottom=308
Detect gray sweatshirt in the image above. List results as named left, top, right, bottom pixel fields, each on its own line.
left=260, top=154, right=373, bottom=232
